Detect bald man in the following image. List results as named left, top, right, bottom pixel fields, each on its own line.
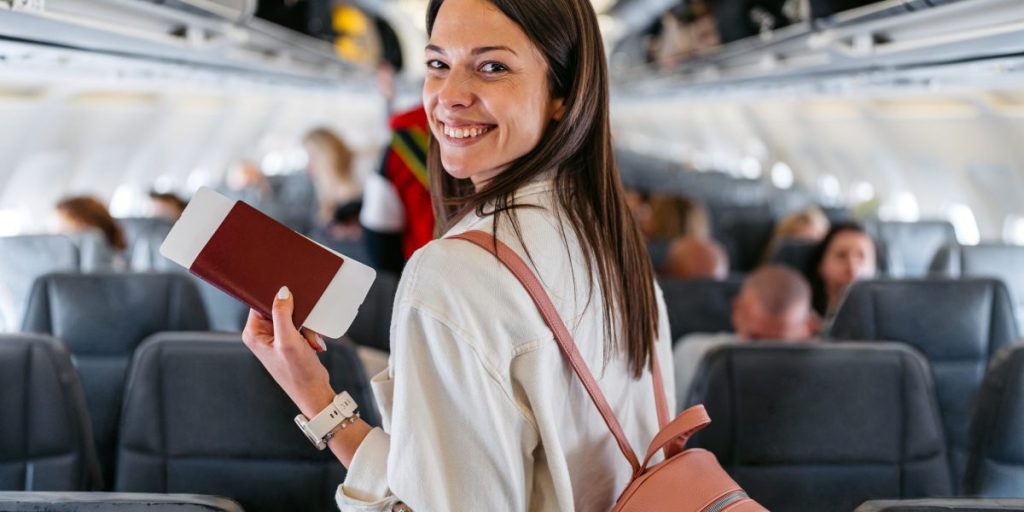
left=661, top=236, right=729, bottom=280
left=672, top=264, right=821, bottom=408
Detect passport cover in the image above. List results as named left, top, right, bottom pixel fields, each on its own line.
left=190, top=200, right=343, bottom=328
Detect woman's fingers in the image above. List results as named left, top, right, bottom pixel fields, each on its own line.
left=242, top=308, right=273, bottom=349
left=301, top=328, right=327, bottom=352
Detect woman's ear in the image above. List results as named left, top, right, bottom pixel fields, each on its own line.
left=551, top=97, right=566, bottom=121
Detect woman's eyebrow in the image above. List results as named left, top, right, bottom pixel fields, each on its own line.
left=424, top=44, right=517, bottom=56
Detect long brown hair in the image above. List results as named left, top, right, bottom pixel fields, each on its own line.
left=55, top=196, right=127, bottom=251
left=426, top=0, right=659, bottom=378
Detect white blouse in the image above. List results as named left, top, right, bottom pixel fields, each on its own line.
left=336, top=178, right=675, bottom=511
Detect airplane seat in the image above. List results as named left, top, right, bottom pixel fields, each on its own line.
left=659, top=276, right=743, bottom=343
left=116, top=217, right=176, bottom=272
left=828, top=278, right=1021, bottom=492
left=0, top=234, right=80, bottom=333
left=0, top=492, right=243, bottom=511
left=855, top=499, right=1024, bottom=512
left=195, top=280, right=249, bottom=333
left=686, top=343, right=952, bottom=512
left=20, top=272, right=209, bottom=490
left=67, top=230, right=122, bottom=272
left=264, top=172, right=318, bottom=235
left=115, top=333, right=380, bottom=512
left=930, top=243, right=1024, bottom=330
left=345, top=271, right=398, bottom=352
left=865, top=220, right=957, bottom=278
left=0, top=334, right=100, bottom=491
left=768, top=239, right=818, bottom=274
left=715, top=213, right=776, bottom=272
left=965, top=345, right=1024, bottom=497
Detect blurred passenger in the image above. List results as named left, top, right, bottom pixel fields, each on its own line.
left=359, top=106, right=434, bottom=274
left=147, top=191, right=187, bottom=221
left=624, top=188, right=653, bottom=238
left=303, top=127, right=362, bottom=227
left=647, top=194, right=710, bottom=241
left=807, top=221, right=878, bottom=325
left=225, top=160, right=272, bottom=203
left=54, top=195, right=128, bottom=270
left=55, top=196, right=127, bottom=252
left=762, top=206, right=830, bottom=261
left=661, top=236, right=729, bottom=280
left=673, top=264, right=819, bottom=405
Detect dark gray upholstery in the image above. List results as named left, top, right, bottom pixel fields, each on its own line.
left=931, top=243, right=1024, bottom=329
left=0, top=492, right=243, bottom=511
left=0, top=334, right=100, bottom=491
left=116, top=333, right=379, bottom=512
left=68, top=230, right=120, bottom=272
left=855, top=499, right=1024, bottom=511
left=21, top=273, right=209, bottom=489
left=716, top=214, right=777, bottom=272
left=196, top=281, right=249, bottom=332
left=966, top=345, right=1024, bottom=497
left=768, top=239, right=818, bottom=274
left=660, top=277, right=742, bottom=343
left=0, top=234, right=79, bottom=332
left=346, top=271, right=398, bottom=352
left=117, top=217, right=176, bottom=272
left=686, top=343, right=952, bottom=512
left=829, top=278, right=1020, bottom=490
left=866, top=220, right=957, bottom=277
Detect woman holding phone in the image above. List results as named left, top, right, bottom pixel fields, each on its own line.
left=242, top=0, right=674, bottom=509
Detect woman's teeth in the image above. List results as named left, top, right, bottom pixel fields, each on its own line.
left=443, top=124, right=492, bottom=139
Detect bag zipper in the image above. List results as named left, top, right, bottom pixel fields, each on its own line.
left=703, top=490, right=749, bottom=512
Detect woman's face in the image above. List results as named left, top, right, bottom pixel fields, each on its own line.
left=423, top=0, right=564, bottom=187
left=819, top=231, right=877, bottom=305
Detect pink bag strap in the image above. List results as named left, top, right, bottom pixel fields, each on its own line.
left=450, top=230, right=675, bottom=476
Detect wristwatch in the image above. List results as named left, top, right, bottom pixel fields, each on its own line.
left=295, top=391, right=360, bottom=450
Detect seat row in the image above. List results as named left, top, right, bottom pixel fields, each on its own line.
left=665, top=275, right=1022, bottom=502
left=5, top=271, right=397, bottom=492
left=0, top=332, right=377, bottom=512
left=684, top=341, right=1024, bottom=511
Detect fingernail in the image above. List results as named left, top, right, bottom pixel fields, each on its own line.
left=316, top=335, right=326, bottom=351
left=277, top=286, right=290, bottom=300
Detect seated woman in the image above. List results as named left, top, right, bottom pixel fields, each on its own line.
left=806, top=221, right=878, bottom=327
left=762, top=206, right=830, bottom=262
left=54, top=195, right=128, bottom=270
left=240, top=0, right=675, bottom=509
left=646, top=194, right=713, bottom=275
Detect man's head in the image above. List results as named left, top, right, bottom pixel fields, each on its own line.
left=662, top=236, right=729, bottom=280
left=732, top=264, right=818, bottom=342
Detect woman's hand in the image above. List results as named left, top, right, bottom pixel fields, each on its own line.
left=242, top=286, right=336, bottom=417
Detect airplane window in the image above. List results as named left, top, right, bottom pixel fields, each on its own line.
left=740, top=156, right=763, bottom=179
left=851, top=181, right=876, bottom=203
left=770, top=162, right=794, bottom=189
left=881, top=191, right=921, bottom=222
left=816, top=174, right=842, bottom=204
left=948, top=203, right=981, bottom=246
left=1003, top=215, right=1024, bottom=245
left=0, top=209, right=25, bottom=236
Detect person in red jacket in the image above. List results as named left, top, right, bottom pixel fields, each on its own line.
left=359, top=105, right=434, bottom=273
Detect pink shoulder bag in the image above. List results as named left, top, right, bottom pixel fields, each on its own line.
left=451, top=231, right=765, bottom=512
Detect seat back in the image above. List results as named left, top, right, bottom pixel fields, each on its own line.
left=768, top=239, right=818, bottom=274
left=0, top=492, right=243, bottom=511
left=195, top=280, right=249, bottom=332
left=716, top=213, right=776, bottom=272
left=346, top=271, right=399, bottom=352
left=21, top=273, right=209, bottom=488
left=116, top=333, right=379, bottom=512
left=966, top=345, right=1024, bottom=496
left=68, top=230, right=121, bottom=272
left=686, top=343, right=951, bottom=512
left=866, top=220, right=957, bottom=277
left=0, top=234, right=79, bottom=332
left=660, top=277, right=742, bottom=343
left=117, top=217, right=176, bottom=272
left=0, top=334, right=99, bottom=491
left=931, top=243, right=1024, bottom=329
left=829, top=278, right=1020, bottom=489
left=855, top=499, right=1024, bottom=511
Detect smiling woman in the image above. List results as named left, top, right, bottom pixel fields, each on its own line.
left=241, top=0, right=673, bottom=510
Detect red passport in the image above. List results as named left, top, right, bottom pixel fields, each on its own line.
left=160, top=187, right=376, bottom=337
